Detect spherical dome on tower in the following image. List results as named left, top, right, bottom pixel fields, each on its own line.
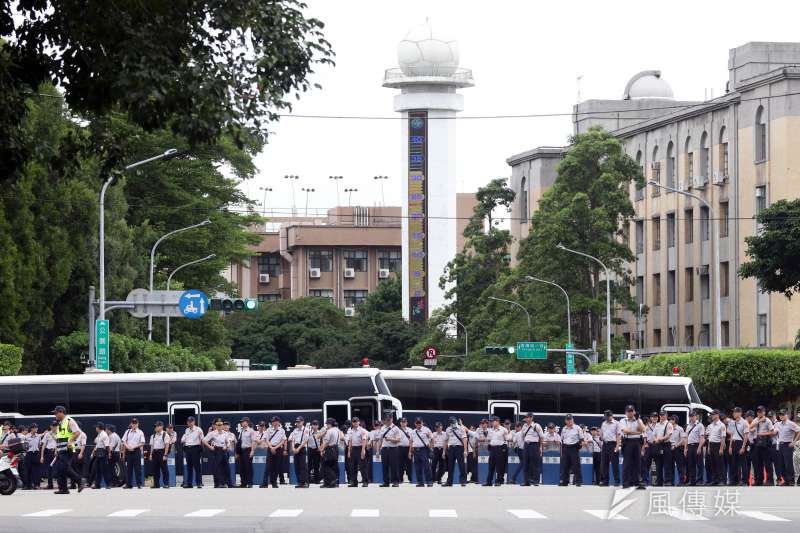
left=623, top=70, right=674, bottom=100
left=397, top=21, right=460, bottom=77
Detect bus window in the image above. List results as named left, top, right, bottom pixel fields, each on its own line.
left=18, top=384, right=66, bottom=416
left=439, top=381, right=488, bottom=412
left=0, top=385, right=17, bottom=413
left=374, top=375, right=391, bottom=396
left=69, top=383, right=118, bottom=414
left=283, top=379, right=323, bottom=410
left=241, top=380, right=282, bottom=411
left=324, top=378, right=375, bottom=401
left=519, top=382, right=558, bottom=413
left=169, top=381, right=199, bottom=403
left=640, top=385, right=689, bottom=414
left=200, top=380, right=240, bottom=412
left=598, top=383, right=640, bottom=414
left=560, top=383, right=598, bottom=414
left=687, top=383, right=701, bottom=404
left=490, top=381, right=519, bottom=401
left=119, top=382, right=167, bottom=413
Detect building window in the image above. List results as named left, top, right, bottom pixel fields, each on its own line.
left=685, top=267, right=694, bottom=302
left=687, top=152, right=694, bottom=181
left=719, top=201, right=729, bottom=238
left=666, top=142, right=675, bottom=189
left=653, top=273, right=661, bottom=306
left=257, top=294, right=280, bottom=303
left=700, top=272, right=710, bottom=300
left=755, top=186, right=767, bottom=215
left=666, top=213, right=676, bottom=248
left=719, top=126, right=730, bottom=177
left=309, top=289, right=333, bottom=302
left=635, top=220, right=644, bottom=254
left=258, top=253, right=281, bottom=277
left=757, top=314, right=768, bottom=346
left=344, top=289, right=368, bottom=308
left=667, top=327, right=676, bottom=347
left=653, top=328, right=662, bottom=347
left=755, top=106, right=767, bottom=162
left=685, top=325, right=694, bottom=347
left=308, top=249, right=333, bottom=272
left=378, top=249, right=401, bottom=273
left=343, top=249, right=368, bottom=272
left=700, top=206, right=710, bottom=241
left=699, top=324, right=711, bottom=347
left=520, top=177, right=529, bottom=223
left=720, top=261, right=729, bottom=297
left=652, top=217, right=661, bottom=251
left=636, top=276, right=644, bottom=306
left=651, top=146, right=660, bottom=193
left=700, top=131, right=709, bottom=179
left=721, top=321, right=730, bottom=347
left=635, top=151, right=644, bottom=201
left=684, top=209, right=694, bottom=244
left=667, top=270, right=676, bottom=305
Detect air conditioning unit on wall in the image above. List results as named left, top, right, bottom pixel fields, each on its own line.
left=258, top=273, right=270, bottom=284
left=344, top=307, right=356, bottom=317
left=309, top=268, right=321, bottom=279
left=343, top=268, right=355, bottom=279
left=378, top=269, right=390, bottom=279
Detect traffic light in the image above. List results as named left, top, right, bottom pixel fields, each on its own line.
left=483, top=345, right=516, bottom=355
left=210, top=298, right=259, bottom=314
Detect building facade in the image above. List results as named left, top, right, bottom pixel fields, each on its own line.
left=507, top=42, right=800, bottom=351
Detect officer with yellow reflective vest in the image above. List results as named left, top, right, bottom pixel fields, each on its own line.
left=52, top=405, right=85, bottom=494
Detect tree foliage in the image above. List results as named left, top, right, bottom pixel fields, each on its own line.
left=739, top=199, right=800, bottom=298
left=0, top=344, right=23, bottom=376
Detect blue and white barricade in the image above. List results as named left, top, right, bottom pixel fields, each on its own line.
left=167, top=451, right=177, bottom=487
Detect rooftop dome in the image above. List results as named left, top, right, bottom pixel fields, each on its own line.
left=397, top=21, right=460, bottom=77
left=623, top=70, right=674, bottom=100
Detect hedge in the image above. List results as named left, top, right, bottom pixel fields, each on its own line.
left=0, top=344, right=23, bottom=375
left=590, top=349, right=800, bottom=410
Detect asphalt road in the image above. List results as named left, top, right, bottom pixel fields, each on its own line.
left=1, top=484, right=798, bottom=532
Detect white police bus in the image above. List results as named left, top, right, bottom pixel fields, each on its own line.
left=382, top=369, right=711, bottom=427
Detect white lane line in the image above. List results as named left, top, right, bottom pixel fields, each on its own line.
left=270, top=509, right=303, bottom=518
left=584, top=510, right=629, bottom=520
left=508, top=509, right=548, bottom=519
left=429, top=509, right=458, bottom=518
left=185, top=509, right=225, bottom=518
left=107, top=509, right=149, bottom=518
left=739, top=511, right=791, bottom=522
left=351, top=509, right=380, bottom=517
left=666, top=507, right=709, bottom=521
left=23, top=509, right=72, bottom=518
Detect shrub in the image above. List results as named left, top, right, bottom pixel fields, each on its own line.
left=0, top=344, right=23, bottom=375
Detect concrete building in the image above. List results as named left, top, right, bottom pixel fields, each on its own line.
left=507, top=42, right=800, bottom=351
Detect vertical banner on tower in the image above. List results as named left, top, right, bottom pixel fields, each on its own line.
left=408, top=111, right=428, bottom=323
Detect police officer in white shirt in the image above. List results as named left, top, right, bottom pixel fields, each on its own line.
left=377, top=412, right=402, bottom=487
left=482, top=416, right=510, bottom=486
left=307, top=420, right=322, bottom=484
left=431, top=422, right=446, bottom=484
left=559, top=414, right=584, bottom=487
left=203, top=417, right=229, bottom=488
left=149, top=421, right=170, bottom=489
left=443, top=416, right=468, bottom=487
left=619, top=405, right=646, bottom=490
left=22, top=422, right=41, bottom=490
left=345, top=417, right=369, bottom=487
left=641, top=411, right=658, bottom=485
left=105, top=424, right=121, bottom=488
left=410, top=418, right=433, bottom=487
left=668, top=415, right=686, bottom=486
left=238, top=417, right=257, bottom=488
left=749, top=405, right=774, bottom=486
left=121, top=418, right=145, bottom=489
left=90, top=422, right=111, bottom=489
left=598, top=410, right=621, bottom=486
left=288, top=416, right=310, bottom=488
left=653, top=410, right=674, bottom=486
left=775, top=409, right=799, bottom=486
left=705, top=409, right=727, bottom=486
left=261, top=416, right=286, bottom=488
left=180, top=416, right=204, bottom=488
left=684, top=410, right=705, bottom=486
left=590, top=427, right=603, bottom=485
left=520, top=412, right=544, bottom=486
left=40, top=421, right=58, bottom=489
left=727, top=407, right=749, bottom=486
left=319, top=418, right=342, bottom=488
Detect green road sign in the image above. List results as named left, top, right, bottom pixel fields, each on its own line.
left=565, top=342, right=576, bottom=374
left=95, top=319, right=109, bottom=371
left=516, top=341, right=547, bottom=360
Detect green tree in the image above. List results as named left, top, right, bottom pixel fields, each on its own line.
left=739, top=199, right=800, bottom=298
left=0, top=344, right=23, bottom=375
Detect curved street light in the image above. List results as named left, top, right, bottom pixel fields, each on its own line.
left=488, top=296, right=532, bottom=341
left=525, top=275, right=571, bottom=345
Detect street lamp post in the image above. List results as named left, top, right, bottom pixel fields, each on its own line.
left=373, top=175, right=388, bottom=206
left=284, top=175, right=299, bottom=215
left=648, top=180, right=722, bottom=349
left=329, top=176, right=343, bottom=207
left=556, top=243, right=612, bottom=361
left=449, top=316, right=469, bottom=357
left=301, top=187, right=315, bottom=216
left=525, top=275, right=571, bottom=345
left=165, top=254, right=216, bottom=346
left=99, top=149, right=178, bottom=323
left=148, top=219, right=212, bottom=340
left=258, top=187, right=273, bottom=217
left=488, top=296, right=532, bottom=341
left=344, top=188, right=358, bottom=207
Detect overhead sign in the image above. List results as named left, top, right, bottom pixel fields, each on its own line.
left=565, top=342, right=576, bottom=374
left=423, top=345, right=438, bottom=366
left=179, top=290, right=209, bottom=319
left=125, top=289, right=185, bottom=318
left=517, top=341, right=547, bottom=360
left=95, top=320, right=109, bottom=371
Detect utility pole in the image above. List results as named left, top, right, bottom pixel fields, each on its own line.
left=284, top=175, right=299, bottom=215
left=302, top=187, right=315, bottom=216
left=329, top=176, right=343, bottom=207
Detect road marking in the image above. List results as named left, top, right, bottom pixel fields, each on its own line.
left=666, top=507, right=709, bottom=521
left=429, top=509, right=458, bottom=518
left=270, top=509, right=303, bottom=518
left=584, top=510, right=629, bottom=520
left=351, top=509, right=380, bottom=517
left=738, top=511, right=790, bottom=522
left=23, top=509, right=72, bottom=518
left=185, top=509, right=225, bottom=517
left=107, top=509, right=149, bottom=518
left=508, top=509, right=548, bottom=519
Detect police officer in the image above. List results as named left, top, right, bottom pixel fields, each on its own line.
left=222, top=421, right=236, bottom=488
left=431, top=422, right=446, bottom=484
left=346, top=417, right=368, bottom=487
left=559, top=414, right=584, bottom=487
left=727, top=407, right=749, bottom=486
left=180, top=416, right=204, bottom=488
left=121, top=418, right=144, bottom=489
left=653, top=410, right=673, bottom=486
left=483, top=415, right=510, bottom=486
left=238, top=417, right=257, bottom=488
left=397, top=418, right=413, bottom=483
left=307, top=420, right=322, bottom=484
left=202, top=418, right=229, bottom=488
left=749, top=406, right=773, bottom=486
left=590, top=427, right=602, bottom=485
left=410, top=417, right=433, bottom=487
left=599, top=410, right=621, bottom=486
left=319, top=418, right=341, bottom=488
left=377, top=412, right=402, bottom=487
left=51, top=405, right=84, bottom=494
left=619, top=405, right=646, bottom=490
left=366, top=420, right=381, bottom=484
left=705, top=409, right=726, bottom=486
left=520, top=412, right=544, bottom=486
left=466, top=423, right=481, bottom=483
left=22, top=422, right=41, bottom=490
left=443, top=416, right=468, bottom=487
left=745, top=410, right=756, bottom=484
left=641, top=411, right=658, bottom=485
left=105, top=424, right=122, bottom=487
left=91, top=422, right=110, bottom=489
left=684, top=410, right=705, bottom=486
left=262, top=416, right=286, bottom=488
left=542, top=422, right=561, bottom=454
left=668, top=415, right=686, bottom=486
left=288, top=416, right=310, bottom=488
left=767, top=410, right=781, bottom=485
left=40, top=421, right=58, bottom=489
left=70, top=425, right=87, bottom=489
left=149, top=421, right=170, bottom=489
left=774, top=409, right=799, bottom=486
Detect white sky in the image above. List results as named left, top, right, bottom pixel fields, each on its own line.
left=247, top=0, right=800, bottom=213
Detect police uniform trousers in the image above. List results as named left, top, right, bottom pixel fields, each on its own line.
left=151, top=449, right=169, bottom=488
left=183, top=445, right=203, bottom=487
left=686, top=443, right=702, bottom=485
left=523, top=442, right=541, bottom=485
left=770, top=445, right=782, bottom=483
left=43, top=449, right=55, bottom=488
left=779, top=443, right=796, bottom=486
left=308, top=448, right=321, bottom=483
left=559, top=443, right=582, bottom=486
left=728, top=440, right=746, bottom=485
left=445, top=445, right=466, bottom=485
left=23, top=452, right=41, bottom=489
left=654, top=442, right=672, bottom=486
left=209, top=447, right=227, bottom=487
left=467, top=450, right=478, bottom=482
left=397, top=445, right=411, bottom=482
left=599, top=442, right=619, bottom=485
left=124, top=448, right=143, bottom=488
left=347, top=446, right=366, bottom=485
left=670, top=445, right=686, bottom=485
left=510, top=447, right=525, bottom=484
left=293, top=449, right=308, bottom=486
left=621, top=438, right=641, bottom=488
left=751, top=443, right=772, bottom=485
left=365, top=448, right=374, bottom=482
left=280, top=452, right=289, bottom=483
left=641, top=443, right=655, bottom=484
left=93, top=449, right=111, bottom=488
left=431, top=447, right=445, bottom=482
left=707, top=441, right=724, bottom=485
left=486, top=444, right=507, bottom=485
left=239, top=447, right=253, bottom=487
left=412, top=447, right=432, bottom=484
left=381, top=446, right=400, bottom=484
left=264, top=450, right=281, bottom=487
left=54, top=450, right=82, bottom=491
left=322, top=447, right=339, bottom=487
left=592, top=451, right=602, bottom=484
